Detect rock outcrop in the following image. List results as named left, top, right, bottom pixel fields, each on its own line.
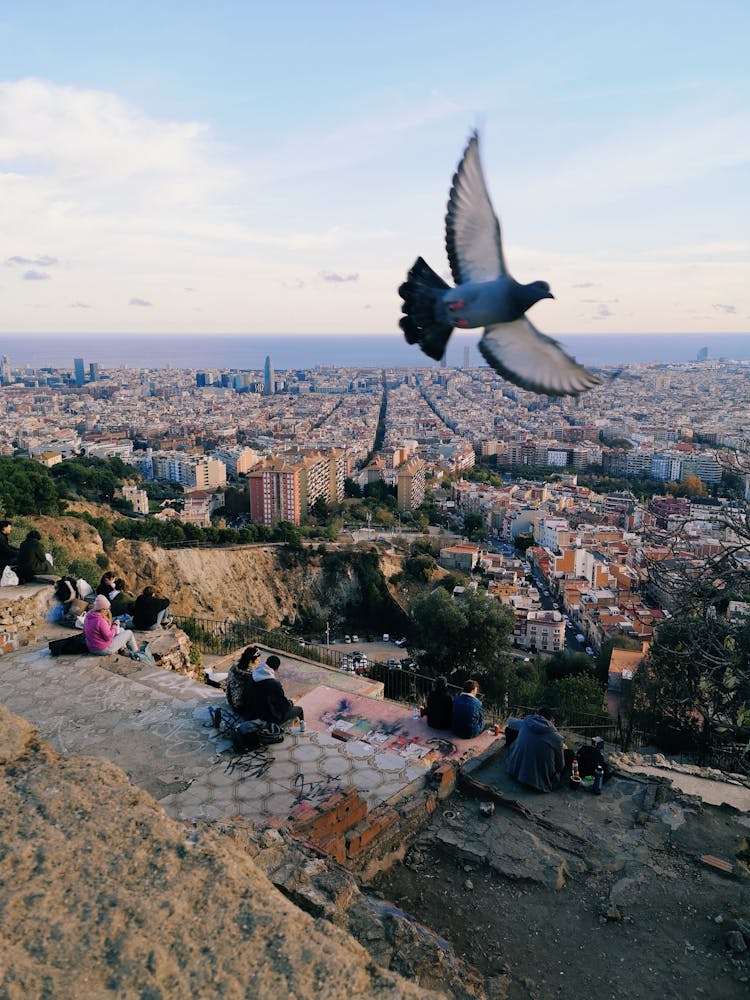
left=0, top=703, right=438, bottom=999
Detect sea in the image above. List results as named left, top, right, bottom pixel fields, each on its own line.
left=1, top=332, right=748, bottom=371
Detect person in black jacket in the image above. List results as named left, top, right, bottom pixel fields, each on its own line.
left=96, top=571, right=117, bottom=597
left=16, top=529, right=49, bottom=583
left=251, top=654, right=303, bottom=728
left=421, top=675, right=453, bottom=730
left=132, top=584, right=172, bottom=630
left=0, top=521, right=19, bottom=574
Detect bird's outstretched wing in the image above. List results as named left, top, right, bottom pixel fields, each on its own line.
left=478, top=319, right=602, bottom=396
left=445, top=131, right=506, bottom=285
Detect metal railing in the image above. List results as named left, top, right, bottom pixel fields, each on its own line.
left=176, top=615, right=650, bottom=751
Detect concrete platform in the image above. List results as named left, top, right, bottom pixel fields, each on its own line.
left=0, top=642, right=491, bottom=827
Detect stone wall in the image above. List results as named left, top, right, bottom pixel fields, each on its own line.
left=0, top=583, right=54, bottom=655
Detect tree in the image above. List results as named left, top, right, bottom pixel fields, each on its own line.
left=633, top=502, right=750, bottom=749
left=543, top=674, right=606, bottom=721
left=0, top=457, right=61, bottom=516
left=409, top=588, right=514, bottom=700
left=462, top=512, right=487, bottom=541
left=544, top=651, right=597, bottom=682
left=403, top=554, right=437, bottom=582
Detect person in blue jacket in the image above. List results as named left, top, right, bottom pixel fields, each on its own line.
left=505, top=706, right=565, bottom=792
left=452, top=679, right=484, bottom=738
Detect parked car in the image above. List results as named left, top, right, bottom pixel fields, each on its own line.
left=344, top=635, right=351, bottom=643
left=386, top=657, right=399, bottom=668
left=351, top=634, right=360, bottom=643
left=382, top=633, right=390, bottom=642
left=394, top=637, right=407, bottom=647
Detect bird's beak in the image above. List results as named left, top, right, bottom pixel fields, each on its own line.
left=546, top=292, right=555, bottom=300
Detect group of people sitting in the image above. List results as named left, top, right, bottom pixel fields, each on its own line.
left=1, top=520, right=51, bottom=584
left=56, top=570, right=173, bottom=662
left=226, top=645, right=304, bottom=730
left=420, top=676, right=486, bottom=739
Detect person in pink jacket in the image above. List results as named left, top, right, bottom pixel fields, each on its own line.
left=83, top=595, right=140, bottom=658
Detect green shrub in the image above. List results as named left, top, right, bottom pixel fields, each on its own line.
left=66, top=558, right=102, bottom=589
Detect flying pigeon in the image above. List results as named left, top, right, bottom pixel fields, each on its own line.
left=399, top=131, right=600, bottom=396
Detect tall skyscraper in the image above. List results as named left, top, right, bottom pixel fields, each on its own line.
left=697, top=346, right=708, bottom=362
left=264, top=355, right=274, bottom=396
left=73, top=358, right=85, bottom=386
left=89, top=362, right=100, bottom=382
left=463, top=346, right=471, bottom=368
left=0, top=355, right=10, bottom=385
left=440, top=353, right=447, bottom=369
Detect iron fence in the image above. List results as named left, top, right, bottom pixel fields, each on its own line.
left=177, top=615, right=651, bottom=751
left=670, top=744, right=750, bottom=777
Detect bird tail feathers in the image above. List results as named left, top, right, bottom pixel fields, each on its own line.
left=398, top=257, right=453, bottom=361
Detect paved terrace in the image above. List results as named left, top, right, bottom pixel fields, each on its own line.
left=0, top=635, right=495, bottom=825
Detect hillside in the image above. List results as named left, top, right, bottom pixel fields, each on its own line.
left=29, top=515, right=410, bottom=631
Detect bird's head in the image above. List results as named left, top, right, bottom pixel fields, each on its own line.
left=516, top=279, right=555, bottom=313
left=532, top=280, right=554, bottom=301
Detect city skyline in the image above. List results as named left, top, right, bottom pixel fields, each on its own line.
left=1, top=2, right=749, bottom=340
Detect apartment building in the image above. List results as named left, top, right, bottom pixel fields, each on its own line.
left=516, top=610, right=565, bottom=653
left=121, top=484, right=149, bottom=515
left=397, top=458, right=426, bottom=512
left=248, top=458, right=302, bottom=526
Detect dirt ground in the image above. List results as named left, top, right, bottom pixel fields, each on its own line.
left=374, top=765, right=750, bottom=1000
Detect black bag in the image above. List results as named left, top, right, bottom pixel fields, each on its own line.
left=230, top=719, right=284, bottom=754
left=575, top=743, right=612, bottom=781
left=49, top=633, right=88, bottom=657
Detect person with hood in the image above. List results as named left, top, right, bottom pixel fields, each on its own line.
left=16, top=529, right=49, bottom=583
left=505, top=706, right=566, bottom=792
left=0, top=521, right=19, bottom=574
left=422, top=675, right=453, bottom=730
left=83, top=595, right=140, bottom=659
left=451, top=679, right=484, bottom=738
left=251, top=653, right=304, bottom=729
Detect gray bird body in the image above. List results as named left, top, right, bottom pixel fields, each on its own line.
left=399, top=131, right=601, bottom=397
left=441, top=274, right=550, bottom=328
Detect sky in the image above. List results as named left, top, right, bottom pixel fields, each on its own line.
left=1, top=0, right=749, bottom=340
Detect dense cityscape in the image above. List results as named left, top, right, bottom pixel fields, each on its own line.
left=1, top=348, right=748, bottom=677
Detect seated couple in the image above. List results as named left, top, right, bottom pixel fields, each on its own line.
left=226, top=645, right=304, bottom=729
left=96, top=574, right=172, bottom=630
left=421, top=677, right=485, bottom=740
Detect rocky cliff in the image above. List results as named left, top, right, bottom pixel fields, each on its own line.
left=29, top=515, right=407, bottom=631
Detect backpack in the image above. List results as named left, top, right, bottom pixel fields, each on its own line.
left=54, top=577, right=78, bottom=605
left=575, top=743, right=612, bottom=781
left=49, top=633, right=88, bottom=657
left=208, top=705, right=285, bottom=754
